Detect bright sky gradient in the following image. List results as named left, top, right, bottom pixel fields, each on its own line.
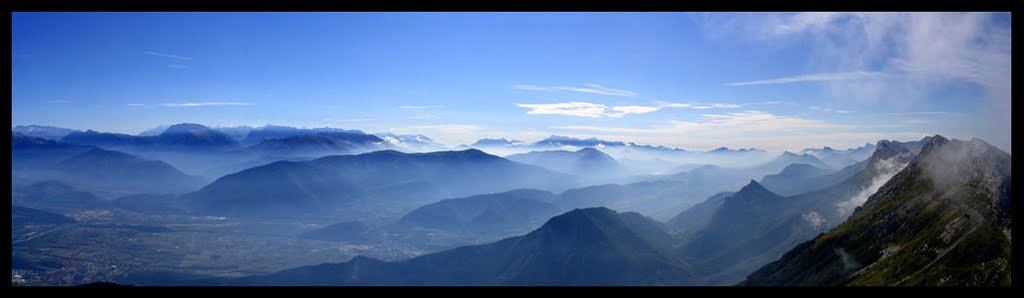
left=11, top=12, right=1012, bottom=152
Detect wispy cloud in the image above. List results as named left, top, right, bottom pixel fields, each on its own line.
left=399, top=105, right=445, bottom=109
left=517, top=101, right=741, bottom=118
left=409, top=114, right=439, bottom=119
left=161, top=102, right=250, bottom=107
left=726, top=71, right=887, bottom=86
left=810, top=107, right=855, bottom=114
left=608, top=105, right=661, bottom=118
left=514, top=83, right=637, bottom=96
left=323, top=118, right=375, bottom=122
left=517, top=102, right=608, bottom=118
left=126, top=103, right=145, bottom=107
left=143, top=51, right=192, bottom=60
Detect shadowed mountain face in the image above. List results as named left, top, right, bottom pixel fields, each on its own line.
left=12, top=180, right=107, bottom=211
left=168, top=208, right=694, bottom=286
left=243, top=131, right=387, bottom=158
left=387, top=189, right=561, bottom=250
left=681, top=181, right=786, bottom=260
left=672, top=138, right=927, bottom=285
left=742, top=136, right=1011, bottom=286
left=666, top=191, right=734, bottom=234
left=394, top=189, right=559, bottom=233
left=239, top=125, right=366, bottom=146
left=12, top=205, right=76, bottom=227
left=55, top=148, right=207, bottom=194
left=506, top=147, right=626, bottom=178
left=153, top=123, right=241, bottom=150
left=186, top=149, right=579, bottom=218
left=13, top=134, right=206, bottom=194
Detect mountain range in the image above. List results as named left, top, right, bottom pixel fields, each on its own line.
left=12, top=125, right=80, bottom=141
left=505, top=147, right=627, bottom=179
left=185, top=149, right=578, bottom=218
left=741, top=135, right=1011, bottom=286
left=668, top=137, right=926, bottom=284
left=12, top=133, right=206, bottom=194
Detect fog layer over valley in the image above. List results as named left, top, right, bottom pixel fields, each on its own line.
left=10, top=125, right=1008, bottom=286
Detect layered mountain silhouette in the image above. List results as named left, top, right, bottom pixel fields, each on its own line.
left=239, top=125, right=365, bottom=146
left=506, top=147, right=626, bottom=178
left=186, top=149, right=577, bottom=217
left=672, top=137, right=927, bottom=284
left=742, top=135, right=1011, bottom=286
left=12, top=125, right=79, bottom=141
left=800, top=143, right=876, bottom=169
left=12, top=133, right=94, bottom=171
left=61, top=123, right=241, bottom=152
left=13, top=134, right=205, bottom=194
left=153, top=123, right=241, bottom=150
left=471, top=138, right=524, bottom=147
left=166, top=208, right=695, bottom=286
left=754, top=152, right=831, bottom=174
left=375, top=132, right=447, bottom=152
left=533, top=135, right=626, bottom=148
left=12, top=180, right=107, bottom=211
left=759, top=163, right=834, bottom=196
left=55, top=148, right=207, bottom=193
left=387, top=189, right=561, bottom=249
left=243, top=131, right=386, bottom=158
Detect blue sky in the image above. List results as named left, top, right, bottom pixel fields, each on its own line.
left=11, top=12, right=1012, bottom=152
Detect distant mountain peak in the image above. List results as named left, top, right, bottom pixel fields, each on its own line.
left=162, top=123, right=210, bottom=132
left=155, top=123, right=240, bottom=149
left=471, top=138, right=523, bottom=146
left=535, top=135, right=625, bottom=147
left=738, top=180, right=769, bottom=193
left=537, top=207, right=619, bottom=234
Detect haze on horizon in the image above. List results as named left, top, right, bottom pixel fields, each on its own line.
left=11, top=12, right=1012, bottom=152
